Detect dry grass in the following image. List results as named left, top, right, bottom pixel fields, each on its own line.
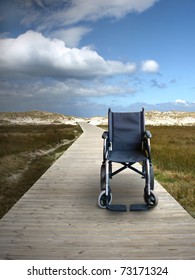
left=0, top=124, right=82, bottom=218
left=0, top=124, right=78, bottom=157
left=148, top=126, right=195, bottom=218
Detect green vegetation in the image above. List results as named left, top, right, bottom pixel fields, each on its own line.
left=0, top=124, right=82, bottom=218
left=147, top=126, right=195, bottom=218
left=0, top=124, right=78, bottom=157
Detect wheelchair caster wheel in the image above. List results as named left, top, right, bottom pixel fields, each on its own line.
left=98, top=190, right=112, bottom=209
left=144, top=189, right=158, bottom=208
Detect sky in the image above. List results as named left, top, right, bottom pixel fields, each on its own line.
left=0, top=0, right=195, bottom=117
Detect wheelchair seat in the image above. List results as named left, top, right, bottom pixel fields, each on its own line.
left=109, top=150, right=147, bottom=163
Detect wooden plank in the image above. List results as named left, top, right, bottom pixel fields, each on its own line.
left=0, top=122, right=195, bottom=260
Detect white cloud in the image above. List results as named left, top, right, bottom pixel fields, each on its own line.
left=0, top=77, right=135, bottom=99
left=175, top=99, right=188, bottom=105
left=19, top=0, right=158, bottom=45
left=24, top=0, right=158, bottom=25
left=0, top=30, right=136, bottom=79
left=56, top=0, right=158, bottom=25
left=50, top=26, right=92, bottom=47
left=0, top=75, right=137, bottom=115
left=141, top=60, right=159, bottom=73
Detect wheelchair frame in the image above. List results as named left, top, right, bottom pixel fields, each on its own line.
left=98, top=108, right=158, bottom=211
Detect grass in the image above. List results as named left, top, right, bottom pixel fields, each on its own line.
left=147, top=126, right=195, bottom=218
left=0, top=124, right=82, bottom=218
left=0, top=124, right=78, bottom=157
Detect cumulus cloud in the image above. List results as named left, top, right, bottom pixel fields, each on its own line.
left=141, top=60, right=159, bottom=73
left=0, top=30, right=136, bottom=79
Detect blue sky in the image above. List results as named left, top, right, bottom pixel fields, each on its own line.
left=0, top=0, right=195, bottom=117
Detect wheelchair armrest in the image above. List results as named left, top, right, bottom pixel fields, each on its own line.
left=102, top=131, right=109, bottom=139
left=145, top=130, right=152, bottom=139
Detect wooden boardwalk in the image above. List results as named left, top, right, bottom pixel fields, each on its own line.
left=0, top=122, right=195, bottom=260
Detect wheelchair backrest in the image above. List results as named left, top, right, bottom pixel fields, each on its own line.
left=108, top=108, right=145, bottom=151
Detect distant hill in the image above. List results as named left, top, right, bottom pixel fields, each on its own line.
left=88, top=111, right=195, bottom=126
left=0, top=110, right=195, bottom=126
left=0, top=110, right=85, bottom=125
left=145, top=111, right=195, bottom=126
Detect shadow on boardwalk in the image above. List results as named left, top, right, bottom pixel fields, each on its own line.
left=0, top=123, right=195, bottom=259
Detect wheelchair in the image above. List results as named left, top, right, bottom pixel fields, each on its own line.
left=98, top=108, right=158, bottom=211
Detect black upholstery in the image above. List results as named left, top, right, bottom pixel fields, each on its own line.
left=108, top=109, right=146, bottom=163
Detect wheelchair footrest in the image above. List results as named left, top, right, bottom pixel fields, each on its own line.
left=130, top=204, right=149, bottom=211
left=107, top=204, right=127, bottom=212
